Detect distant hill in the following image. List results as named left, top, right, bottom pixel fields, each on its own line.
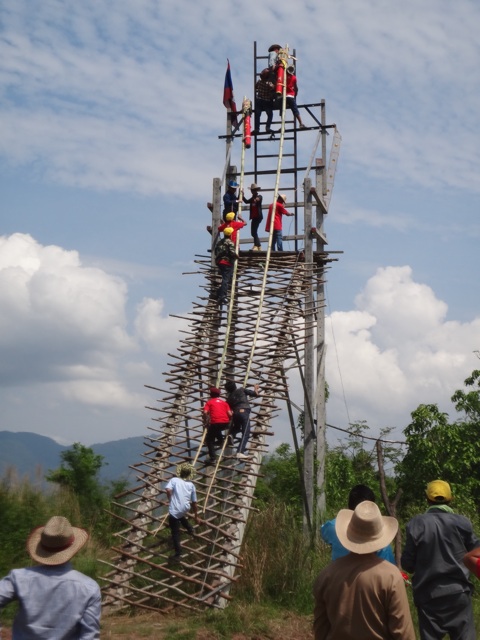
left=0, top=431, right=146, bottom=485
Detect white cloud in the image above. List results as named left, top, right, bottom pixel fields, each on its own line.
left=1, top=0, right=480, bottom=196
left=326, top=266, right=479, bottom=436
left=134, top=297, right=188, bottom=353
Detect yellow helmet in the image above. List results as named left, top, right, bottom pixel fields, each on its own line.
left=223, top=227, right=234, bottom=236
left=225, top=212, right=236, bottom=221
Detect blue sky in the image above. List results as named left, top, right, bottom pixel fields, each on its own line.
left=1, top=0, right=479, bottom=449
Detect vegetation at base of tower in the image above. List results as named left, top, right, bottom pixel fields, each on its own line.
left=1, top=369, right=480, bottom=635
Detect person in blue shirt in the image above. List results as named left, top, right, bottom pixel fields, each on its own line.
left=222, top=180, right=240, bottom=221
left=0, top=515, right=101, bottom=639
left=321, top=484, right=396, bottom=564
left=166, top=463, right=200, bottom=561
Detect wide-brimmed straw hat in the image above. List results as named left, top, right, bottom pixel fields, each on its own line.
left=27, top=516, right=89, bottom=566
left=250, top=183, right=261, bottom=191
left=335, top=501, right=398, bottom=555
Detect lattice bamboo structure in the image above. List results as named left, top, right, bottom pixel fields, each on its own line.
left=100, top=249, right=337, bottom=612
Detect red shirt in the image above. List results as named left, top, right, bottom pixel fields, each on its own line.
left=265, top=202, right=290, bottom=231
left=203, top=397, right=231, bottom=424
left=286, top=73, right=298, bottom=98
left=218, top=220, right=246, bottom=244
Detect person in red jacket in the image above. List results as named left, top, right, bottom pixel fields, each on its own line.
left=203, top=387, right=232, bottom=463
left=218, top=211, right=246, bottom=246
left=285, top=65, right=306, bottom=129
left=265, top=194, right=294, bottom=251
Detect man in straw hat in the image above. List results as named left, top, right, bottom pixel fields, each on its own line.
left=166, top=463, right=201, bottom=562
left=313, top=501, right=415, bottom=639
left=0, top=515, right=101, bottom=639
left=401, top=479, right=480, bottom=640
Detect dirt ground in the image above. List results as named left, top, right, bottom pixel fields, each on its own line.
left=1, top=610, right=313, bottom=639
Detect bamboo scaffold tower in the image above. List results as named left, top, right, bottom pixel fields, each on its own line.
left=101, top=42, right=341, bottom=613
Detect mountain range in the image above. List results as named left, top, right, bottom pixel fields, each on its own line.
left=0, top=431, right=146, bottom=485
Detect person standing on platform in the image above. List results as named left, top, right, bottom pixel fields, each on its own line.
left=203, top=387, right=232, bottom=463
left=243, top=183, right=263, bottom=250
left=222, top=180, right=240, bottom=221
left=224, top=380, right=260, bottom=460
left=165, top=463, right=200, bottom=562
left=265, top=194, right=293, bottom=251
left=284, top=65, right=306, bottom=129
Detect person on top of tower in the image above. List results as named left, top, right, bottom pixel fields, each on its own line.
left=265, top=194, right=294, bottom=251
left=283, top=65, right=306, bottom=130
left=268, top=44, right=281, bottom=69
left=222, top=180, right=240, bottom=221
left=214, top=227, right=238, bottom=306
left=251, top=69, right=276, bottom=136
left=218, top=211, right=246, bottom=245
left=242, top=183, right=263, bottom=251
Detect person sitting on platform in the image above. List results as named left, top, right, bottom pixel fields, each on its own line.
left=218, top=211, right=246, bottom=246
left=224, top=380, right=260, bottom=460
left=243, top=183, right=263, bottom=250
left=265, top=194, right=294, bottom=251
left=222, top=180, right=240, bottom=221
left=166, top=463, right=200, bottom=562
left=214, top=227, right=238, bottom=306
left=251, top=69, right=276, bottom=136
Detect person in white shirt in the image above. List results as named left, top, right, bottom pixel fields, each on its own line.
left=166, top=463, right=201, bottom=562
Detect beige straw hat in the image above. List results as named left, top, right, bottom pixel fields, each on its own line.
left=335, top=501, right=398, bottom=555
left=26, top=516, right=89, bottom=566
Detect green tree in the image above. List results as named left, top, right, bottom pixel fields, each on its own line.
left=396, top=370, right=480, bottom=518
left=255, top=443, right=303, bottom=511
left=45, top=442, right=104, bottom=503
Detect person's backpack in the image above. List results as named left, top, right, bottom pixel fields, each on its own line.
left=214, top=238, right=234, bottom=264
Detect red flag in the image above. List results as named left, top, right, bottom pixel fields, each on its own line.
left=223, top=59, right=238, bottom=126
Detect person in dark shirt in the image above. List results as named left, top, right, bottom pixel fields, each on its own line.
left=214, top=227, right=238, bottom=306
left=243, top=183, right=263, bottom=250
left=401, top=479, right=480, bottom=640
left=222, top=180, right=240, bottom=221
left=224, top=380, right=259, bottom=459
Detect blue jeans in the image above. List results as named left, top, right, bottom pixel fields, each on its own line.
left=272, top=229, right=283, bottom=251
left=217, top=263, right=234, bottom=301
left=251, top=217, right=263, bottom=247
left=232, top=409, right=251, bottom=454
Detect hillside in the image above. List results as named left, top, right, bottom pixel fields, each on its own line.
left=0, top=431, right=145, bottom=484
